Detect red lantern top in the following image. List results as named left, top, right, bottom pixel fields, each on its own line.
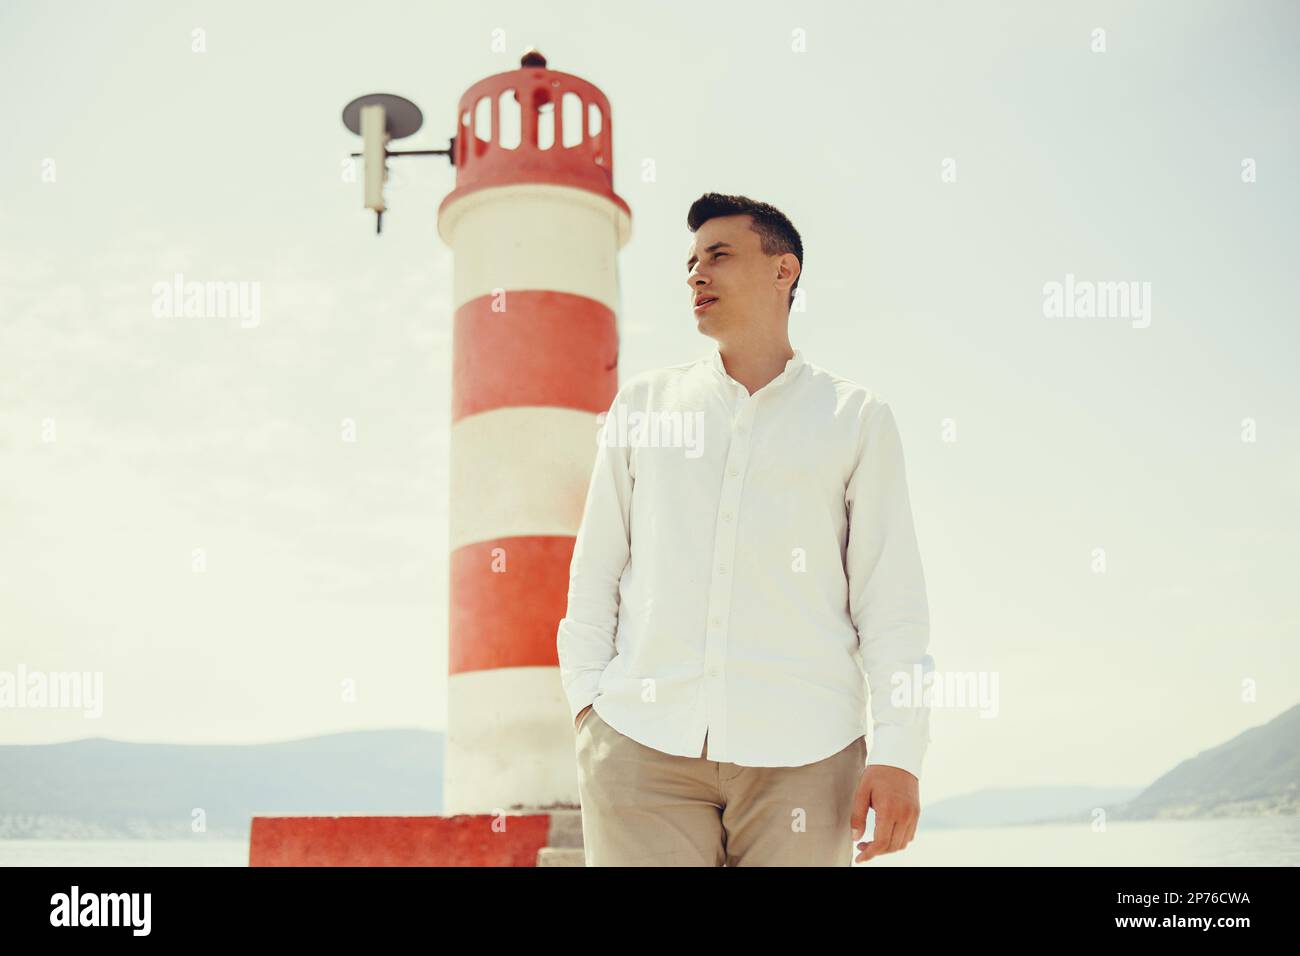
left=438, top=51, right=631, bottom=223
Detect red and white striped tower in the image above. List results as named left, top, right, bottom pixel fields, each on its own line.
left=438, top=51, right=631, bottom=815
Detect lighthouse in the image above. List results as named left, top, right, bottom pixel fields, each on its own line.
left=438, top=50, right=632, bottom=815
left=249, top=51, right=628, bottom=865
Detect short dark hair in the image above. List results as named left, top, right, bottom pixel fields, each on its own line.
left=686, top=192, right=803, bottom=313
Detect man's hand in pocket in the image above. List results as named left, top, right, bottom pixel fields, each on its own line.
left=574, top=704, right=593, bottom=730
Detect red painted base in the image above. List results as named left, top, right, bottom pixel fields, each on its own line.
left=249, top=813, right=556, bottom=867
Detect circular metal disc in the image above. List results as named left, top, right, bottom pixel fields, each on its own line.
left=341, top=93, right=423, bottom=139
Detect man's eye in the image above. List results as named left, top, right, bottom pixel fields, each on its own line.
left=714, top=253, right=727, bottom=259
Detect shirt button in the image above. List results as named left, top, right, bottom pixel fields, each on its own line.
left=708, top=666, right=720, bottom=677
left=728, top=468, right=738, bottom=477
left=722, top=512, right=732, bottom=521
left=718, top=565, right=728, bottom=574
left=710, top=616, right=720, bottom=626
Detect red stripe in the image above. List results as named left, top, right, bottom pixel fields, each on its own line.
left=250, top=814, right=552, bottom=866
left=451, top=290, right=618, bottom=421
left=450, top=535, right=577, bottom=674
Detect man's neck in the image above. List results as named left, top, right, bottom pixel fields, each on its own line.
left=717, top=340, right=796, bottom=396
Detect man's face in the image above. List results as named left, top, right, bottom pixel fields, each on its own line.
left=685, top=215, right=774, bottom=336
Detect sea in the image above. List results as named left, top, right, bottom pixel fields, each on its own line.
left=1, top=817, right=1297, bottom=866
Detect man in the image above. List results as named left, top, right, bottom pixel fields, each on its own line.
left=556, top=192, right=933, bottom=866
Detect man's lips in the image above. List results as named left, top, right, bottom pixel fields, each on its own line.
left=694, top=295, right=719, bottom=312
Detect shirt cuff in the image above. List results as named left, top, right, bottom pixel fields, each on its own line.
left=866, top=723, right=929, bottom=780
left=563, top=671, right=604, bottom=723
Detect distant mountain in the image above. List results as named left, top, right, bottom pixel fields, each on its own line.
left=921, top=704, right=1300, bottom=828
left=919, top=786, right=1143, bottom=829
left=4, top=703, right=1295, bottom=841
left=0, top=730, right=442, bottom=840
left=1109, top=703, right=1300, bottom=821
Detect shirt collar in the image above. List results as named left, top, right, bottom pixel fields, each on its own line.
left=707, top=345, right=805, bottom=390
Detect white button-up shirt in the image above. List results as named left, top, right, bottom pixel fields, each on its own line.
left=556, top=345, right=933, bottom=778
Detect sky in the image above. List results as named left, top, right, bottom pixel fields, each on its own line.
left=1, top=0, right=1297, bottom=804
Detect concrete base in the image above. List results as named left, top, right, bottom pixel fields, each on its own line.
left=537, top=848, right=586, bottom=866
left=249, top=809, right=585, bottom=867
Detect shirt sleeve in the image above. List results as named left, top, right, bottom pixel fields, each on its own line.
left=555, top=387, right=635, bottom=722
left=845, top=399, right=933, bottom=780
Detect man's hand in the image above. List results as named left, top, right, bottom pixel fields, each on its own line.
left=574, top=704, right=593, bottom=731
left=850, top=763, right=920, bottom=863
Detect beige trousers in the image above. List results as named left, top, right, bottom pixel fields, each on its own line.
left=575, top=705, right=866, bottom=866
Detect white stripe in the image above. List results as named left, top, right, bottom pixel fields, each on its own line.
left=450, top=406, right=601, bottom=551
left=444, top=667, right=580, bottom=815
left=438, top=183, right=631, bottom=312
